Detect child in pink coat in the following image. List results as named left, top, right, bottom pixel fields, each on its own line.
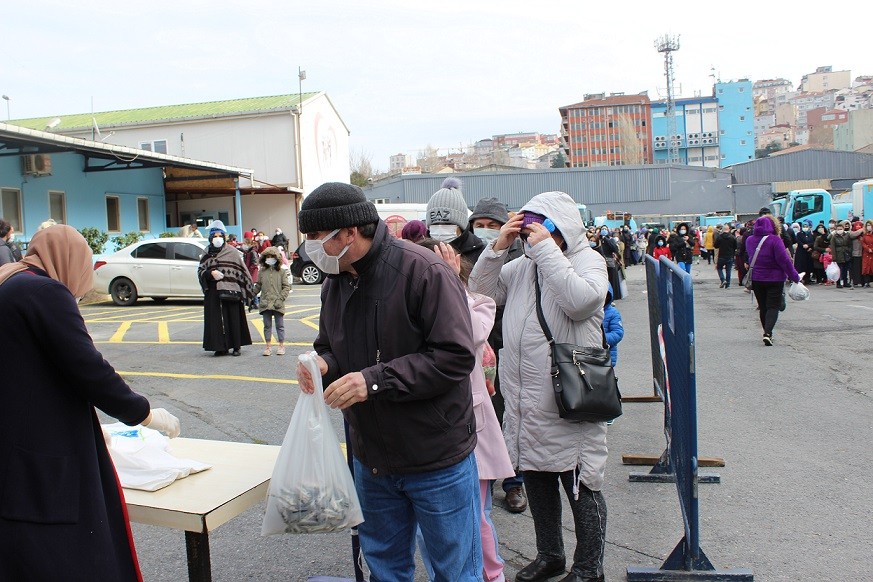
left=821, top=250, right=835, bottom=286
left=417, top=240, right=515, bottom=582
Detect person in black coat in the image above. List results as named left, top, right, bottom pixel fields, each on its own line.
left=426, top=178, right=486, bottom=265
left=713, top=224, right=739, bottom=288
left=198, top=220, right=254, bottom=356
left=0, top=225, right=180, bottom=581
left=794, top=220, right=816, bottom=284
left=668, top=222, right=694, bottom=273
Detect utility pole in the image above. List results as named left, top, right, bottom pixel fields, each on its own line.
left=655, top=35, right=681, bottom=165
left=297, top=67, right=306, bottom=192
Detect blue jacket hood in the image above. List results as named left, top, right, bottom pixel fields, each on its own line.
left=605, top=282, right=614, bottom=305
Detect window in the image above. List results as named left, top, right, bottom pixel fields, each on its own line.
left=791, top=194, right=824, bottom=221
left=1, top=189, right=22, bottom=232
left=740, top=140, right=747, bottom=145
left=139, top=139, right=168, bottom=154
left=739, top=116, right=746, bottom=121
left=137, top=198, right=150, bottom=231
left=172, top=242, right=205, bottom=261
left=49, top=191, right=66, bottom=224
left=133, top=242, right=168, bottom=259
left=106, top=196, right=121, bottom=232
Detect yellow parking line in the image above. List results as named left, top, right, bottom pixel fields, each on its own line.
left=109, top=321, right=132, bottom=342
left=118, top=371, right=298, bottom=385
left=86, top=307, right=184, bottom=322
left=95, top=340, right=314, bottom=346
left=284, top=306, right=322, bottom=316
left=251, top=318, right=265, bottom=342
left=133, top=307, right=203, bottom=322
left=81, top=307, right=126, bottom=316
left=300, top=314, right=320, bottom=331
left=157, top=322, right=170, bottom=343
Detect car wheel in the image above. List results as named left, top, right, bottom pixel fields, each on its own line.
left=110, top=277, right=139, bottom=306
left=152, top=297, right=168, bottom=303
left=301, top=263, right=324, bottom=285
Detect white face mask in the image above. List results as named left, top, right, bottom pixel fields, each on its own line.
left=473, top=227, right=500, bottom=243
left=836, top=229, right=845, bottom=235
left=679, top=229, right=687, bottom=235
left=304, top=229, right=350, bottom=275
left=7, top=233, right=13, bottom=242
left=212, top=237, right=224, bottom=248
left=265, top=258, right=277, bottom=266
left=429, top=224, right=459, bottom=243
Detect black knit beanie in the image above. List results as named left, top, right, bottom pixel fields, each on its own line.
left=298, top=182, right=380, bottom=234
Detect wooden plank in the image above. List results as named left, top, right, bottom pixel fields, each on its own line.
left=622, top=453, right=725, bottom=467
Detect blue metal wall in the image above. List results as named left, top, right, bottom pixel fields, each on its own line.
left=0, top=151, right=166, bottom=247
left=715, top=81, right=755, bottom=167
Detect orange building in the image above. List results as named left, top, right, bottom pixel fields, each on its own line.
left=559, top=92, right=653, bottom=167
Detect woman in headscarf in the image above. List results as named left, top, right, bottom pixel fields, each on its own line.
left=812, top=223, right=830, bottom=285
left=794, top=220, right=816, bottom=284
left=0, top=225, right=180, bottom=581
left=198, top=221, right=254, bottom=356
left=470, top=191, right=610, bottom=582
left=593, top=225, right=623, bottom=301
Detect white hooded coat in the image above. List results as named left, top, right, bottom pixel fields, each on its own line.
left=469, top=191, right=610, bottom=491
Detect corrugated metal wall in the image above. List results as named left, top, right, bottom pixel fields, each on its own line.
left=731, top=150, right=873, bottom=185
left=365, top=166, right=735, bottom=215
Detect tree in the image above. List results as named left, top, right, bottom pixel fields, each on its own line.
left=417, top=144, right=442, bottom=173
left=550, top=151, right=567, bottom=168
left=617, top=113, right=644, bottom=165
left=349, top=148, right=373, bottom=187
left=755, top=140, right=783, bottom=159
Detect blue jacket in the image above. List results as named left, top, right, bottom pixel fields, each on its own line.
left=603, top=283, right=623, bottom=366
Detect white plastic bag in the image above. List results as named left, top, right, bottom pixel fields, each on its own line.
left=826, top=262, right=840, bottom=282
left=103, top=424, right=211, bottom=491
left=262, top=353, right=364, bottom=535
left=788, top=281, right=810, bottom=301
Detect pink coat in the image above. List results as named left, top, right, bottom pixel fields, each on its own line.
left=467, top=292, right=515, bottom=481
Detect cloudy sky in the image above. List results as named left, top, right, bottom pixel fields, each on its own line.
left=3, top=1, right=868, bottom=171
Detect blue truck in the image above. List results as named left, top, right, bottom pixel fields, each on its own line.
left=771, top=188, right=855, bottom=226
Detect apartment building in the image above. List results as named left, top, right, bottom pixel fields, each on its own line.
left=558, top=92, right=652, bottom=167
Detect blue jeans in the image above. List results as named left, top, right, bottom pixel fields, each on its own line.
left=502, top=473, right=524, bottom=492
left=678, top=261, right=692, bottom=274
left=717, top=258, right=734, bottom=285
left=353, top=454, right=482, bottom=582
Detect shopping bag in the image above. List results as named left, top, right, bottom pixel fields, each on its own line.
left=788, top=280, right=810, bottom=301
left=826, top=263, right=840, bottom=282
left=261, top=352, right=364, bottom=535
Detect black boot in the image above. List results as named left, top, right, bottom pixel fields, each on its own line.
left=516, top=556, right=566, bottom=581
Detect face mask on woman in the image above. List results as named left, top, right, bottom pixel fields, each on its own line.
left=657, top=241, right=664, bottom=247
left=212, top=237, right=224, bottom=248
left=868, top=226, right=873, bottom=233
left=836, top=229, right=845, bottom=235
left=679, top=229, right=687, bottom=235
left=802, top=227, right=810, bottom=232
left=429, top=224, right=459, bottom=243
left=265, top=258, right=277, bottom=266
left=589, top=241, right=597, bottom=248
left=600, top=229, right=609, bottom=237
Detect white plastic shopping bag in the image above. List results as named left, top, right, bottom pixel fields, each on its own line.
left=788, top=274, right=810, bottom=302
left=826, top=263, right=840, bottom=282
left=262, top=352, right=364, bottom=535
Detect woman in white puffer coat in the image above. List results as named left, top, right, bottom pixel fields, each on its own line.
left=469, top=191, right=610, bottom=582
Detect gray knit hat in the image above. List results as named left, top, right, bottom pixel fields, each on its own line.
left=298, top=182, right=380, bottom=234
left=468, top=197, right=509, bottom=226
left=426, top=178, right=469, bottom=229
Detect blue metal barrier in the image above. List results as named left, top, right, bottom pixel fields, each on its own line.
left=627, top=257, right=753, bottom=580
left=629, top=255, right=719, bottom=484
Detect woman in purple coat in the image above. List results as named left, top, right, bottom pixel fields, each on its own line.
left=745, top=216, right=800, bottom=346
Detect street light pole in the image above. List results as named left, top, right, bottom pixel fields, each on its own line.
left=2, top=95, right=10, bottom=121
left=297, top=67, right=306, bottom=192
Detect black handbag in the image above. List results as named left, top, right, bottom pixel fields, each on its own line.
left=218, top=288, right=242, bottom=302
left=534, top=272, right=622, bottom=422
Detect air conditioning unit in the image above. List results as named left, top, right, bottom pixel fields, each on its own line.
left=21, top=154, right=52, bottom=176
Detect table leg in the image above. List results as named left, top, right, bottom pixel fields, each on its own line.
left=185, top=530, right=212, bottom=582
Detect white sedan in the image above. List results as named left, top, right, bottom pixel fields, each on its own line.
left=93, top=237, right=209, bottom=306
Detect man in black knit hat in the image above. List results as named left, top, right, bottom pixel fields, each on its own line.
left=295, top=182, right=483, bottom=580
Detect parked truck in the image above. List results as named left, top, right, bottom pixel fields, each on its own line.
left=771, top=188, right=854, bottom=227
left=852, top=179, right=873, bottom=220
left=594, top=211, right=638, bottom=232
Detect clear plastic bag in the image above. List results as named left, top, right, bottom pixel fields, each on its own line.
left=788, top=281, right=810, bottom=301
left=826, top=263, right=840, bottom=282
left=261, top=353, right=364, bottom=535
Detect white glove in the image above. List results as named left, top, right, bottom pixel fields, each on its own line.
left=144, top=408, right=181, bottom=438
left=211, top=270, right=225, bottom=281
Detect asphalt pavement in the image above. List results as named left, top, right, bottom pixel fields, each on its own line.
left=87, top=262, right=873, bottom=581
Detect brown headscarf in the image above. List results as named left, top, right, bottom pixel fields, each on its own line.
left=0, top=224, right=93, bottom=297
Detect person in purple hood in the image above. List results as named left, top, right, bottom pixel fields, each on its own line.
left=745, top=215, right=800, bottom=346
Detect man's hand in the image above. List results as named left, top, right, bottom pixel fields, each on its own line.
left=296, top=354, right=328, bottom=394
left=493, top=213, right=524, bottom=252
left=526, top=222, right=552, bottom=247
left=324, top=372, right=368, bottom=410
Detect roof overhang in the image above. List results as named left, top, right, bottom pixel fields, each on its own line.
left=0, top=122, right=253, bottom=178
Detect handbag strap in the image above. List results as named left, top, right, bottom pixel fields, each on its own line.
left=534, top=268, right=609, bottom=349
left=748, top=235, right=768, bottom=275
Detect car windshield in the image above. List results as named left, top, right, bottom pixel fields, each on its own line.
left=791, top=194, right=823, bottom=221
left=133, top=242, right=168, bottom=259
